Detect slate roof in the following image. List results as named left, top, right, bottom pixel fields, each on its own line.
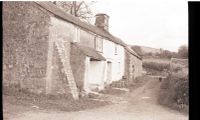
left=125, top=46, right=142, bottom=59
left=72, top=43, right=106, bottom=61
left=35, top=2, right=142, bottom=60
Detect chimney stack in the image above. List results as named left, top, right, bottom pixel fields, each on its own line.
left=95, top=13, right=109, bottom=31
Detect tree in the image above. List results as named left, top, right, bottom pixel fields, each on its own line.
left=52, top=1, right=96, bottom=23
left=171, top=52, right=178, bottom=58
left=178, top=45, right=188, bottom=59
left=160, top=50, right=173, bottom=59
left=155, top=49, right=178, bottom=59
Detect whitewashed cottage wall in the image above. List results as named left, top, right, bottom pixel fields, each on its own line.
left=102, top=39, right=125, bottom=82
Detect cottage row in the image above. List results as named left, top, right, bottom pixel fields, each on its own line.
left=3, top=2, right=143, bottom=99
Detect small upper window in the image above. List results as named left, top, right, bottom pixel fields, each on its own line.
left=95, top=36, right=103, bottom=52
left=115, top=44, right=118, bottom=55
left=74, top=27, right=80, bottom=42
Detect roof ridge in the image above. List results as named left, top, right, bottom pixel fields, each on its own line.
left=35, top=1, right=141, bottom=60
left=35, top=2, right=126, bottom=44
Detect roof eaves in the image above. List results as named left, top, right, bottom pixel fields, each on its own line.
left=125, top=47, right=142, bottom=60
left=71, top=43, right=106, bottom=61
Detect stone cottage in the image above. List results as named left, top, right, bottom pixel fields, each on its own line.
left=3, top=2, right=142, bottom=99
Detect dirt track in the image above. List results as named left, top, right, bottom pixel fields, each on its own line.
left=8, top=77, right=188, bottom=120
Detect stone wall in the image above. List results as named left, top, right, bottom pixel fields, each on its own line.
left=131, top=55, right=143, bottom=79
left=124, top=51, right=131, bottom=82
left=70, top=44, right=86, bottom=92
left=51, top=44, right=70, bottom=95
left=49, top=16, right=77, bottom=95
left=3, top=2, right=50, bottom=93
left=124, top=51, right=143, bottom=83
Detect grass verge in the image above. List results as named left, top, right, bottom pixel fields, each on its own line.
left=3, top=87, right=110, bottom=118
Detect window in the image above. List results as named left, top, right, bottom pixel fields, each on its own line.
left=132, top=65, right=135, bottom=74
left=95, top=36, right=103, bottom=52
left=115, top=44, right=118, bottom=55
left=74, top=27, right=80, bottom=42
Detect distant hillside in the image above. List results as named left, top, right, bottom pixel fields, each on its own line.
left=130, top=45, right=177, bottom=59
left=130, top=45, right=162, bottom=56
left=139, top=46, right=162, bottom=54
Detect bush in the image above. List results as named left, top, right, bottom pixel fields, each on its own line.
left=143, top=61, right=170, bottom=71
left=177, top=45, right=188, bottom=59
left=158, top=72, right=189, bottom=113
left=173, top=78, right=188, bottom=105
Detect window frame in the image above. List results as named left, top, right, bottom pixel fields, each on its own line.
left=115, top=44, right=118, bottom=55
left=74, top=26, right=80, bottom=42
left=94, top=36, right=103, bottom=52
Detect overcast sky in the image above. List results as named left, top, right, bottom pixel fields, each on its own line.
left=90, top=0, right=188, bottom=52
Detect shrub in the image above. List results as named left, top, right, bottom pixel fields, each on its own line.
left=173, top=78, right=189, bottom=105
left=143, top=61, right=170, bottom=71
left=158, top=71, right=189, bottom=113
left=177, top=45, right=188, bottom=59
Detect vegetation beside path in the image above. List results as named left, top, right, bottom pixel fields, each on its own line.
left=3, top=87, right=110, bottom=119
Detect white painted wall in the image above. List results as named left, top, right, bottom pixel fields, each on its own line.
left=84, top=57, right=90, bottom=92
left=84, top=57, right=105, bottom=92
left=88, top=60, right=105, bottom=90
left=51, top=17, right=126, bottom=91
left=83, top=42, right=126, bottom=91
left=102, top=39, right=125, bottom=82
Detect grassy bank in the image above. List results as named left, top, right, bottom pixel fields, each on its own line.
left=3, top=87, right=110, bottom=118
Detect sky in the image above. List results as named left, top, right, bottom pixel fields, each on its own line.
left=90, top=0, right=188, bottom=52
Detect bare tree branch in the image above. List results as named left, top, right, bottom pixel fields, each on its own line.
left=76, top=1, right=84, bottom=12
left=52, top=1, right=96, bottom=23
